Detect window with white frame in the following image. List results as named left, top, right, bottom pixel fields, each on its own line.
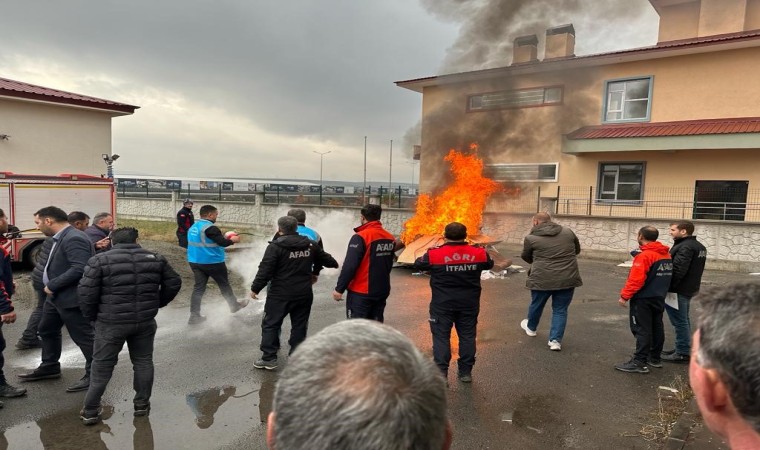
left=469, top=86, right=563, bottom=111
left=598, top=163, right=644, bottom=202
left=603, top=77, right=652, bottom=122
left=484, top=163, right=558, bottom=182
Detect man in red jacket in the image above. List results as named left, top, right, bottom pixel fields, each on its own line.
left=332, top=204, right=397, bottom=322
left=414, top=222, right=493, bottom=384
left=615, top=226, right=673, bottom=374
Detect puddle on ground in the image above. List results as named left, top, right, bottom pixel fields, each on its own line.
left=2, top=380, right=268, bottom=449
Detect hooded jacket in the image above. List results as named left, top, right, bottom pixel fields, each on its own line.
left=669, top=236, right=707, bottom=297
left=620, top=241, right=673, bottom=301
left=78, top=243, right=182, bottom=323
left=251, top=233, right=338, bottom=300
left=521, top=222, right=582, bottom=290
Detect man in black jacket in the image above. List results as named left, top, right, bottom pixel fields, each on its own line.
left=662, top=220, right=707, bottom=364
left=414, top=222, right=493, bottom=384
left=250, top=216, right=338, bottom=370
left=18, top=206, right=95, bottom=393
left=176, top=199, right=194, bottom=249
left=77, top=227, right=181, bottom=424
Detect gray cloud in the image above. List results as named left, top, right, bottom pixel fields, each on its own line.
left=0, top=0, right=657, bottom=184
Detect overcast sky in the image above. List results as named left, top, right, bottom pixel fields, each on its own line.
left=0, top=1, right=658, bottom=184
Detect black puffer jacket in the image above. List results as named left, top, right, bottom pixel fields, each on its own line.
left=78, top=243, right=182, bottom=324
left=31, top=237, right=55, bottom=291
left=251, top=233, right=338, bottom=300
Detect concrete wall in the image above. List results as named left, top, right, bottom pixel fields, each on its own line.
left=117, top=196, right=760, bottom=272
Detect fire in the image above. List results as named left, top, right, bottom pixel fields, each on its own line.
left=401, top=145, right=501, bottom=244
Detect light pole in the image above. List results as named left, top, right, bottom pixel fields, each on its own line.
left=408, top=160, right=418, bottom=195
left=313, top=150, right=331, bottom=205
left=363, top=136, right=367, bottom=204
left=388, top=140, right=393, bottom=208
left=102, top=153, right=120, bottom=179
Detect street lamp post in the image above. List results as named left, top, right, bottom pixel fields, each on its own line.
left=313, top=150, right=331, bottom=205
left=102, top=153, right=120, bottom=179
left=409, top=160, right=418, bottom=195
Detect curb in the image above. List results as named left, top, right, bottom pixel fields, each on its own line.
left=665, top=398, right=700, bottom=450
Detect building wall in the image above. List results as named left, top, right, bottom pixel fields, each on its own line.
left=0, top=98, right=114, bottom=176
left=418, top=47, right=760, bottom=195
left=116, top=196, right=760, bottom=272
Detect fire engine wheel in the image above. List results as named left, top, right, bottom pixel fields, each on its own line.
left=24, top=243, right=43, bottom=269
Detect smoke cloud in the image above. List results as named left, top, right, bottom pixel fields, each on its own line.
left=420, top=0, right=654, bottom=74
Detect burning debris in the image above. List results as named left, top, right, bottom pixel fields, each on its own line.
left=398, top=145, right=511, bottom=271
left=401, top=144, right=500, bottom=245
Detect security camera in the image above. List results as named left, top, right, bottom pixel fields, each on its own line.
left=112, top=154, right=120, bottom=161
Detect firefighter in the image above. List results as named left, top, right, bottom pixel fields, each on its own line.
left=414, top=222, right=494, bottom=384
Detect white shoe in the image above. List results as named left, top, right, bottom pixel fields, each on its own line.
left=520, top=319, right=536, bottom=337
left=548, top=340, right=562, bottom=351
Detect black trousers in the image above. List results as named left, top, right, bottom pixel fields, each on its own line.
left=429, top=306, right=479, bottom=376
left=260, top=295, right=313, bottom=361
left=0, top=323, right=5, bottom=384
left=346, top=292, right=388, bottom=323
left=629, top=297, right=665, bottom=364
left=19, top=290, right=45, bottom=344
left=38, top=299, right=94, bottom=375
left=83, top=319, right=157, bottom=412
left=177, top=232, right=188, bottom=249
left=189, top=262, right=238, bottom=315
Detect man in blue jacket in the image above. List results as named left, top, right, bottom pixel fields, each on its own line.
left=187, top=205, right=247, bottom=324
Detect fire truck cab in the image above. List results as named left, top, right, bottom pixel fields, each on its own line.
left=0, top=172, right=115, bottom=267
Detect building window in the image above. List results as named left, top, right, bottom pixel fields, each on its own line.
left=468, top=86, right=563, bottom=111
left=597, top=163, right=644, bottom=202
left=484, top=163, right=558, bottom=182
left=603, top=76, right=652, bottom=122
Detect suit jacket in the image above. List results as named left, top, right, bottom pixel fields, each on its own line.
left=43, top=226, right=95, bottom=309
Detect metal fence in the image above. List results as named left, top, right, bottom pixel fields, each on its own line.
left=117, top=184, right=419, bottom=209
left=553, top=186, right=760, bottom=222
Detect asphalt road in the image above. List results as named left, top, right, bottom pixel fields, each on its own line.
left=0, top=246, right=748, bottom=449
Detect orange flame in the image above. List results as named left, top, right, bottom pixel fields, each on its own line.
left=401, top=145, right=500, bottom=244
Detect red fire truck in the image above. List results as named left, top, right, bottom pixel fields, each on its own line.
left=0, top=172, right=115, bottom=266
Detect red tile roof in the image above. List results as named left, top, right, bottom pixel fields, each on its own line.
left=0, top=77, right=138, bottom=114
left=566, top=117, right=760, bottom=140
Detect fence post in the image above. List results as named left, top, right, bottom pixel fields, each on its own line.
left=145, top=182, right=149, bottom=198
left=398, top=186, right=402, bottom=208
left=587, top=186, right=592, bottom=215
left=319, top=185, right=323, bottom=205
left=555, top=186, right=561, bottom=215
left=218, top=184, right=222, bottom=201
left=276, top=185, right=280, bottom=204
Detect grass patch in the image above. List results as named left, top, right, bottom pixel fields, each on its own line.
left=637, top=375, right=694, bottom=447
left=118, top=219, right=177, bottom=242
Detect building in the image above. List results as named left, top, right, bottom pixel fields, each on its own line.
left=397, top=0, right=760, bottom=222
left=0, top=77, right=138, bottom=176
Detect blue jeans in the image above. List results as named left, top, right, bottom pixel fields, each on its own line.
left=664, top=293, right=692, bottom=355
left=527, top=288, right=575, bottom=342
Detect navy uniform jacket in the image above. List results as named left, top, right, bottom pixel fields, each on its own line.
left=414, top=241, right=494, bottom=311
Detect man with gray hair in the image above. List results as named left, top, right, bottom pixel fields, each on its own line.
left=690, top=282, right=760, bottom=449
left=84, top=212, right=114, bottom=254
left=250, top=216, right=338, bottom=370
left=267, top=319, right=451, bottom=450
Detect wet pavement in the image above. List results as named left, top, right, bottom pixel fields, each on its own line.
left=0, top=246, right=749, bottom=449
